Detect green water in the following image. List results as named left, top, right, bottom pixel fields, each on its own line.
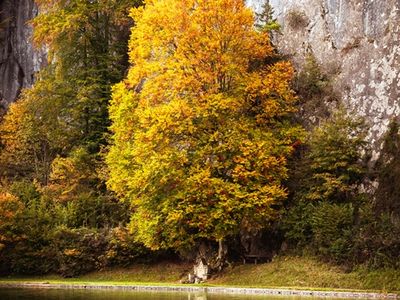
left=0, top=288, right=296, bottom=300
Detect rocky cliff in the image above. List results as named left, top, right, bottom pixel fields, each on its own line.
left=2, top=0, right=399, bottom=156
left=249, top=0, right=400, bottom=158
left=0, top=0, right=46, bottom=110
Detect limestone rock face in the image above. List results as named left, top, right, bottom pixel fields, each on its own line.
left=1, top=0, right=399, bottom=157
left=248, top=0, right=400, bottom=157
left=0, top=0, right=46, bottom=108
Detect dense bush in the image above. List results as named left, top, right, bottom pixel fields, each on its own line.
left=103, top=227, right=141, bottom=267
left=283, top=201, right=356, bottom=264
left=51, top=227, right=106, bottom=277
left=53, top=226, right=148, bottom=277
left=284, top=110, right=368, bottom=264
left=284, top=112, right=400, bottom=269
left=374, top=120, right=400, bottom=216
left=0, top=179, right=147, bottom=277
left=310, top=202, right=354, bottom=263
left=355, top=212, right=400, bottom=269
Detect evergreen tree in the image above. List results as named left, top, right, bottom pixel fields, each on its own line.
left=284, top=110, right=369, bottom=262
left=32, top=0, right=142, bottom=151
left=305, top=110, right=367, bottom=203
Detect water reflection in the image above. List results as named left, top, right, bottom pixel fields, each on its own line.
left=0, top=288, right=298, bottom=300
left=188, top=294, right=207, bottom=300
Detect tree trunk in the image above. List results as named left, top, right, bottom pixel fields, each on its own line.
left=193, top=239, right=228, bottom=278
left=215, top=238, right=228, bottom=271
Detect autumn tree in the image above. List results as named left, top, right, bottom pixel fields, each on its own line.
left=0, top=193, right=24, bottom=249
left=107, top=0, right=302, bottom=264
left=0, top=0, right=142, bottom=185
left=0, top=72, right=76, bottom=183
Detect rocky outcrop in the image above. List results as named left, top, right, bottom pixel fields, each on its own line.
left=0, top=0, right=46, bottom=109
left=1, top=0, right=399, bottom=157
left=248, top=0, right=400, bottom=157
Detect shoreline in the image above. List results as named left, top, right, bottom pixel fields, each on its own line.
left=0, top=282, right=398, bottom=299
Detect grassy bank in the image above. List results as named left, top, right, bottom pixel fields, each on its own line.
left=1, top=256, right=399, bottom=293
left=210, top=256, right=400, bottom=292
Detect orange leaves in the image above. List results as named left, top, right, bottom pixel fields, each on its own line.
left=0, top=102, right=30, bottom=154
left=0, top=193, right=24, bottom=244
left=0, top=193, right=22, bottom=224
left=246, top=61, right=297, bottom=123
left=262, top=61, right=296, bottom=107
left=0, top=99, right=39, bottom=177
left=0, top=80, right=76, bottom=183
left=126, top=0, right=273, bottom=97
left=107, top=0, right=303, bottom=250
left=232, top=138, right=288, bottom=186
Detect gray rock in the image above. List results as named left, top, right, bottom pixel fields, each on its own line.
left=248, top=0, right=400, bottom=155
left=0, top=0, right=46, bottom=108
left=3, top=0, right=400, bottom=156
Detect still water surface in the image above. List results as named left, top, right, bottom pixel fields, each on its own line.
left=0, top=288, right=310, bottom=300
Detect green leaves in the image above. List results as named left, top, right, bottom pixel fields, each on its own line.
left=306, top=109, right=368, bottom=203
left=283, top=109, right=369, bottom=262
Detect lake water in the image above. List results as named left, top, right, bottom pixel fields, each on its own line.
left=0, top=288, right=302, bottom=300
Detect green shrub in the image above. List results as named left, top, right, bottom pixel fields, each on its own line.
left=374, top=120, right=400, bottom=216
left=305, top=110, right=368, bottom=203
left=6, top=241, right=56, bottom=275
left=353, top=205, right=400, bottom=269
left=282, top=201, right=314, bottom=248
left=9, top=180, right=41, bottom=205
left=284, top=111, right=369, bottom=264
left=310, top=202, right=354, bottom=263
left=283, top=201, right=356, bottom=263
left=50, top=226, right=148, bottom=277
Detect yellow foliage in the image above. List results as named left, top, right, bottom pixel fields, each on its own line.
left=108, top=0, right=303, bottom=250
left=63, top=248, right=81, bottom=257
left=0, top=193, right=22, bottom=224
left=48, top=148, right=97, bottom=202
left=0, top=193, right=24, bottom=243
left=0, top=82, right=75, bottom=183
